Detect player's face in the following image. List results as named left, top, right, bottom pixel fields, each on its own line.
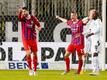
left=22, top=9, right=29, bottom=17
left=88, top=10, right=95, bottom=19
left=70, top=13, right=77, bottom=20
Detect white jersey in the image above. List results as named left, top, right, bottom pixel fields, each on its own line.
left=83, top=19, right=102, bottom=53
left=83, top=19, right=101, bottom=39
left=90, top=19, right=101, bottom=42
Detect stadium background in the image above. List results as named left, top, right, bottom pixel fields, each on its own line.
left=0, top=0, right=106, bottom=70
left=0, top=0, right=103, bottom=42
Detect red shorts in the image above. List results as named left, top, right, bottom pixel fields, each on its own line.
left=67, top=44, right=84, bottom=56
left=22, top=39, right=38, bottom=52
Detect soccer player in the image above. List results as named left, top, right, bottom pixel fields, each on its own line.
left=17, top=7, right=41, bottom=76
left=84, top=9, right=102, bottom=76
left=56, top=11, right=87, bottom=75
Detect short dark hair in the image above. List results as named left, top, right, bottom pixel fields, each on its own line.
left=71, top=10, right=77, bottom=14
left=22, top=7, right=28, bottom=11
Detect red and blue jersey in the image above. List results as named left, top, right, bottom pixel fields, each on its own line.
left=18, top=13, right=41, bottom=40
left=67, top=20, right=84, bottom=46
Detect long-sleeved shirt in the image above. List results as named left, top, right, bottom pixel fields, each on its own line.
left=84, top=19, right=101, bottom=41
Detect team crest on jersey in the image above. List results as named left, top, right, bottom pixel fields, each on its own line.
left=27, top=21, right=34, bottom=28
left=71, top=24, right=79, bottom=32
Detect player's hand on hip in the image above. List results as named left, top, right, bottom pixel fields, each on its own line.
left=35, top=26, right=42, bottom=31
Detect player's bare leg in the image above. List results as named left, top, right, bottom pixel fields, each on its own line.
left=61, top=51, right=70, bottom=75
left=33, top=52, right=38, bottom=75
left=25, top=50, right=33, bottom=76
left=80, top=52, right=89, bottom=74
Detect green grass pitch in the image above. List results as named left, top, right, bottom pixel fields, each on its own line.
left=0, top=70, right=107, bottom=80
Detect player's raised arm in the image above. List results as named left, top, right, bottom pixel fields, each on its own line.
left=17, top=7, right=25, bottom=21
left=56, top=15, right=67, bottom=22
left=16, top=7, right=22, bottom=15
left=82, top=17, right=89, bottom=24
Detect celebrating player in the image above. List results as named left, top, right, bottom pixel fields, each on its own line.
left=84, top=9, right=102, bottom=76
left=17, top=7, right=41, bottom=76
left=56, top=11, right=87, bottom=75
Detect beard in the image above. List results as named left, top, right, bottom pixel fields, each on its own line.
left=25, top=13, right=29, bottom=17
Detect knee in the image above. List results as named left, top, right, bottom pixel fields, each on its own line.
left=64, top=51, right=70, bottom=58
left=26, top=50, right=31, bottom=56
left=78, top=55, right=82, bottom=60
left=93, top=53, right=98, bottom=57
left=33, top=52, right=37, bottom=56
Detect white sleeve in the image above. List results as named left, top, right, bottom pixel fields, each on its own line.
left=83, top=22, right=91, bottom=35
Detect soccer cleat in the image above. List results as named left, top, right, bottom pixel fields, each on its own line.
left=33, top=71, right=37, bottom=76
left=61, top=70, right=69, bottom=75
left=29, top=70, right=34, bottom=76
left=89, top=72, right=99, bottom=76
left=80, top=70, right=84, bottom=74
